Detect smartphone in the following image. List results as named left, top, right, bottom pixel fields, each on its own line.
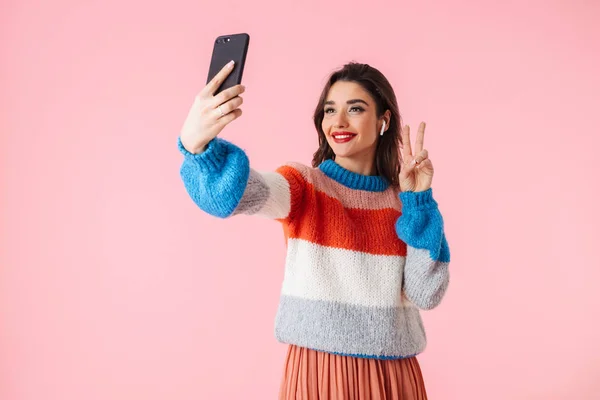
left=206, top=33, right=250, bottom=94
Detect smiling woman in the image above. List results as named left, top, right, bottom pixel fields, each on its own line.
left=178, top=61, right=450, bottom=400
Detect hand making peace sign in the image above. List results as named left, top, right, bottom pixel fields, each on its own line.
left=399, top=122, right=434, bottom=192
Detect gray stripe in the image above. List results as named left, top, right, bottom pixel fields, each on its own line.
left=274, top=295, right=426, bottom=359
left=231, top=169, right=270, bottom=216
left=403, top=247, right=450, bottom=310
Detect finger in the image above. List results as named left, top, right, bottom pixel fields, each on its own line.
left=416, top=158, right=433, bottom=169
left=403, top=157, right=418, bottom=174
left=416, top=158, right=434, bottom=174
left=402, top=125, right=412, bottom=160
left=415, top=122, right=426, bottom=154
left=401, top=164, right=417, bottom=183
left=212, top=84, right=245, bottom=107
left=414, top=149, right=429, bottom=164
left=216, top=108, right=243, bottom=127
left=203, top=60, right=235, bottom=96
left=215, top=96, right=243, bottom=118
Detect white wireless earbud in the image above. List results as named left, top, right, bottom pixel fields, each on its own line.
left=380, top=121, right=386, bottom=136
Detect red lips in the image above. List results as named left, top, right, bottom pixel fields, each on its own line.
left=331, top=131, right=357, bottom=144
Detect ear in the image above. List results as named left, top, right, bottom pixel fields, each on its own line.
left=380, top=110, right=391, bottom=133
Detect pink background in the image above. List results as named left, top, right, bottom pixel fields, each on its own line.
left=2, top=0, right=599, bottom=399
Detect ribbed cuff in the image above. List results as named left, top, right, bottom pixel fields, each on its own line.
left=399, top=188, right=438, bottom=211
left=177, top=137, right=228, bottom=173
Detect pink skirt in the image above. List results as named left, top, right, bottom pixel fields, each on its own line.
left=279, top=345, right=428, bottom=400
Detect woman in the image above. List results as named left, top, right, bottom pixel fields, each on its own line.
left=178, top=61, right=450, bottom=399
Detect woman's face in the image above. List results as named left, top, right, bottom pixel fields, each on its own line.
left=321, top=81, right=383, bottom=161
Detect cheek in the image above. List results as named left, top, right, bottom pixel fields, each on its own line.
left=357, top=118, right=375, bottom=137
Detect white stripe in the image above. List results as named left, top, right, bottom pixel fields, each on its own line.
left=281, top=238, right=410, bottom=308
left=255, top=171, right=291, bottom=219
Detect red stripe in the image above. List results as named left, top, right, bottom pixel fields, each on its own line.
left=276, top=166, right=406, bottom=256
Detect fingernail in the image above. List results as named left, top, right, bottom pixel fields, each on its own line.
left=228, top=60, right=235, bottom=68
left=411, top=159, right=416, bottom=166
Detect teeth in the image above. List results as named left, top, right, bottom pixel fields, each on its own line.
left=334, top=135, right=352, bottom=139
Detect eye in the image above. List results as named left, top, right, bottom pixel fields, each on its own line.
left=324, top=108, right=335, bottom=114
left=349, top=106, right=364, bottom=113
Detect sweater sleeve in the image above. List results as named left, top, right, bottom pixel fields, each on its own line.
left=395, top=188, right=450, bottom=310
left=178, top=137, right=304, bottom=220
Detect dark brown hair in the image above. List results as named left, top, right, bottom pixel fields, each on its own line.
left=312, top=62, right=403, bottom=188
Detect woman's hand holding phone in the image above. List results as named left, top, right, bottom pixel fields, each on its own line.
left=179, top=61, right=245, bottom=154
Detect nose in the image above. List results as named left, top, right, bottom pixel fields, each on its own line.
left=332, top=112, right=348, bottom=129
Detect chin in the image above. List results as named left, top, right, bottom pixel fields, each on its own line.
left=329, top=141, right=373, bottom=160
left=327, top=143, right=355, bottom=158
left=331, top=149, right=356, bottom=158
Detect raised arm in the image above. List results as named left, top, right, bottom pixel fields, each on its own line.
left=396, top=122, right=450, bottom=309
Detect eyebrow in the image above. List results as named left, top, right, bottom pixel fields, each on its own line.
left=324, top=99, right=369, bottom=106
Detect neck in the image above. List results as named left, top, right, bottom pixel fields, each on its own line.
left=334, top=148, right=377, bottom=176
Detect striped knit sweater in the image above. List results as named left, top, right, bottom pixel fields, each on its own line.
left=178, top=136, right=451, bottom=360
